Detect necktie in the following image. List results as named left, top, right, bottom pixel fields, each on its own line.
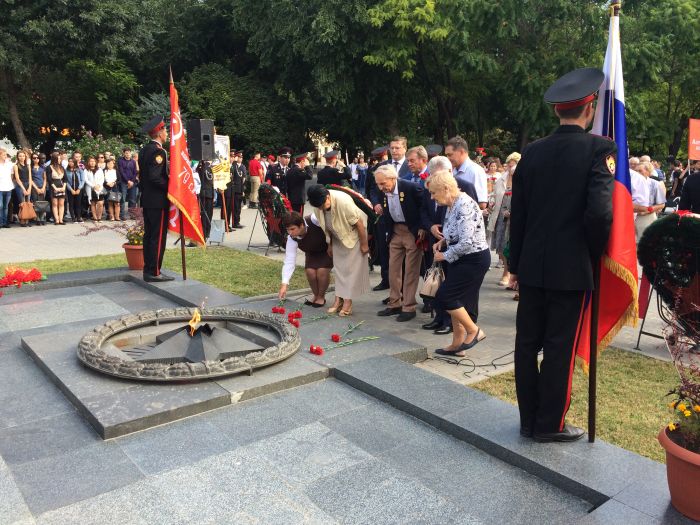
left=393, top=161, right=399, bottom=172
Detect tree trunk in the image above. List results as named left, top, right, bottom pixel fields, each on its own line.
left=0, top=71, right=31, bottom=149
left=668, top=115, right=688, bottom=158
left=518, top=122, right=531, bottom=152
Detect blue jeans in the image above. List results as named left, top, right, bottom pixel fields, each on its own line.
left=0, top=190, right=11, bottom=226
left=120, top=182, right=138, bottom=219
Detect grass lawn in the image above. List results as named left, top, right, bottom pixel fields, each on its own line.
left=3, top=246, right=310, bottom=298
left=472, top=347, right=676, bottom=463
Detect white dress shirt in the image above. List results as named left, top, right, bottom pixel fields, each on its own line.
left=281, top=214, right=321, bottom=284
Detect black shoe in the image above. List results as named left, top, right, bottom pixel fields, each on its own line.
left=381, top=297, right=390, bottom=305
left=421, top=303, right=433, bottom=314
left=377, top=307, right=401, bottom=317
left=396, top=311, right=416, bottom=322
left=459, top=329, right=486, bottom=351
left=534, top=424, right=585, bottom=443
left=433, top=325, right=453, bottom=335
left=520, top=426, right=534, bottom=438
left=143, top=274, right=175, bottom=283
left=373, top=282, right=390, bottom=291
left=233, top=224, right=245, bottom=229
left=422, top=320, right=442, bottom=330
left=434, top=347, right=463, bottom=356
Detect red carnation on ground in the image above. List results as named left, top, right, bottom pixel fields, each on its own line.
left=309, top=345, right=324, bottom=355
left=331, top=333, right=341, bottom=342
left=289, top=319, right=300, bottom=328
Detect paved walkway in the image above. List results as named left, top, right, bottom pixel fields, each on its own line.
left=1, top=203, right=669, bottom=387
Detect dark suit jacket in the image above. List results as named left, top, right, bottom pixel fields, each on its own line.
left=509, top=125, right=616, bottom=291
left=286, top=165, right=313, bottom=207
left=368, top=159, right=412, bottom=204
left=679, top=172, right=700, bottom=213
left=138, top=140, right=169, bottom=209
left=317, top=164, right=351, bottom=186
left=420, top=178, right=478, bottom=231
left=266, top=162, right=287, bottom=195
left=382, top=179, right=424, bottom=240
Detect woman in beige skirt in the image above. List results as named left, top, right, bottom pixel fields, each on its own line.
left=307, top=184, right=369, bottom=316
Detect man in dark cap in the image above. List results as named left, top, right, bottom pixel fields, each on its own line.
left=225, top=150, right=247, bottom=229
left=509, top=67, right=616, bottom=443
left=286, top=152, right=313, bottom=213
left=316, top=151, right=351, bottom=187
left=138, top=116, right=174, bottom=282
left=266, top=147, right=292, bottom=195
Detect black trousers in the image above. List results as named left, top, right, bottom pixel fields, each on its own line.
left=67, top=192, right=82, bottom=222
left=514, top=285, right=586, bottom=433
left=143, top=207, right=169, bottom=276
left=199, top=195, right=213, bottom=239
left=374, top=216, right=390, bottom=284
left=223, top=190, right=242, bottom=227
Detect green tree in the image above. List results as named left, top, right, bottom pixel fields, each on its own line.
left=0, top=0, right=156, bottom=147
left=180, top=63, right=309, bottom=154
left=623, top=0, right=700, bottom=157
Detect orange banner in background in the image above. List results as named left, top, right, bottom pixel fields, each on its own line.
left=690, top=119, right=700, bottom=161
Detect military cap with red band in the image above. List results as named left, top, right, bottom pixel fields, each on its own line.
left=141, top=115, right=165, bottom=135
left=544, top=67, right=605, bottom=111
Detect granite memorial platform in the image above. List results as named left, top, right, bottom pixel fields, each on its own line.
left=1, top=268, right=694, bottom=523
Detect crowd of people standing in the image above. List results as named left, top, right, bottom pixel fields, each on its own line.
left=0, top=147, right=140, bottom=228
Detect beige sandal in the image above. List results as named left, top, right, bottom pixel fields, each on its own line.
left=327, top=298, right=344, bottom=314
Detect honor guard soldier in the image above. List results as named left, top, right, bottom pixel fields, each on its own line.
left=286, top=152, right=313, bottom=213
left=138, top=115, right=174, bottom=282
left=266, top=147, right=291, bottom=195
left=225, top=150, right=247, bottom=229
left=197, top=160, right=214, bottom=240
left=316, top=150, right=351, bottom=187
left=509, top=68, right=616, bottom=443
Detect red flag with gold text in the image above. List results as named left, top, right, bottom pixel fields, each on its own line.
left=167, top=76, right=205, bottom=245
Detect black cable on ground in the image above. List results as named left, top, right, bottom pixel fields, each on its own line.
left=428, top=350, right=515, bottom=379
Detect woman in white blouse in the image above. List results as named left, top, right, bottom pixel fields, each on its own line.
left=103, top=157, right=120, bottom=221
left=429, top=170, right=491, bottom=356
left=83, top=156, right=105, bottom=221
left=278, top=211, right=333, bottom=307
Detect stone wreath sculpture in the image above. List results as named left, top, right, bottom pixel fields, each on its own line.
left=77, top=307, right=300, bottom=381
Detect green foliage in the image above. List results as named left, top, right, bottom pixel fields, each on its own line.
left=69, top=133, right=137, bottom=160
left=180, top=63, right=308, bottom=154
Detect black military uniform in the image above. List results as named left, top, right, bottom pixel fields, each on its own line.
left=225, top=151, right=247, bottom=229
left=366, top=146, right=390, bottom=289
left=138, top=116, right=173, bottom=282
left=197, top=161, right=214, bottom=239
left=509, top=68, right=616, bottom=442
left=316, top=151, right=351, bottom=187
left=286, top=152, right=313, bottom=213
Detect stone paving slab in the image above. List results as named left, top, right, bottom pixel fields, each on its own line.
left=332, top=354, right=693, bottom=523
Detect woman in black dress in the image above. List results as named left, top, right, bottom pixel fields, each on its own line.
left=428, top=170, right=491, bottom=356
left=46, top=152, right=67, bottom=225
left=278, top=211, right=333, bottom=307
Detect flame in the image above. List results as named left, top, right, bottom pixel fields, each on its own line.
left=188, top=308, right=201, bottom=336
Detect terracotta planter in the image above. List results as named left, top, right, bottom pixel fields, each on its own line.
left=658, top=427, right=700, bottom=521
left=122, top=243, right=144, bottom=271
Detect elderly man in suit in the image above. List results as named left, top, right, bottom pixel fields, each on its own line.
left=374, top=164, right=425, bottom=322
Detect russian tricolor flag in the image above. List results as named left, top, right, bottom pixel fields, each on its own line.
left=577, top=5, right=639, bottom=370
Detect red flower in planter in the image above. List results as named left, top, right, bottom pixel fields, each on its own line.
left=331, top=333, right=341, bottom=342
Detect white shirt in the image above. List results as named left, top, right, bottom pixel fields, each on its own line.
left=0, top=159, right=14, bottom=191
left=84, top=168, right=105, bottom=194
left=454, top=158, right=488, bottom=203
left=390, top=157, right=406, bottom=176
left=282, top=214, right=321, bottom=284
left=630, top=169, right=650, bottom=206
left=350, top=163, right=358, bottom=180
left=104, top=168, right=117, bottom=186
left=385, top=182, right=406, bottom=223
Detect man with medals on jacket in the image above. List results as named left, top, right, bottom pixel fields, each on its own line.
left=224, top=150, right=247, bottom=229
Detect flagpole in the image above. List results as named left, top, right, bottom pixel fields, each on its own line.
left=588, top=259, right=601, bottom=442
left=179, top=214, right=187, bottom=280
